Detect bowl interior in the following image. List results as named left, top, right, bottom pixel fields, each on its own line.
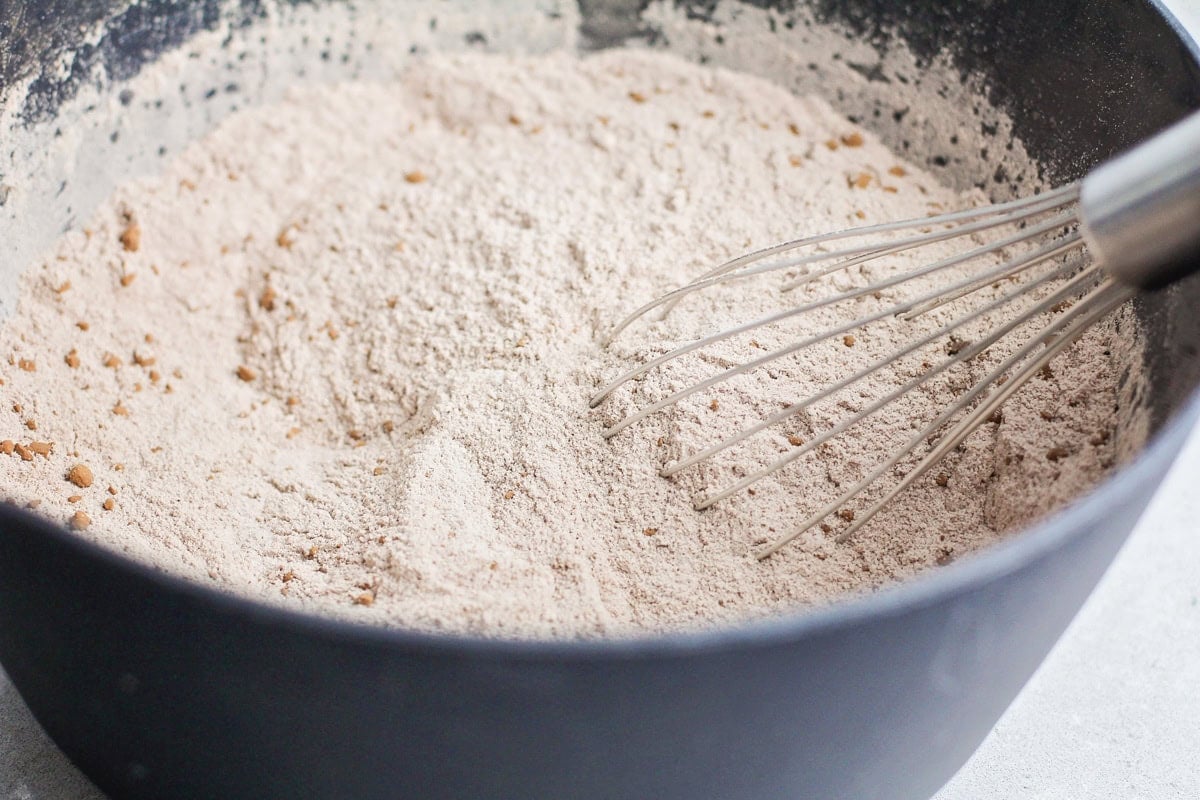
left=0, top=0, right=1198, bottom=623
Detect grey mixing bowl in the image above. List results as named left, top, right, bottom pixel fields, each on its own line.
left=0, top=1, right=1198, bottom=798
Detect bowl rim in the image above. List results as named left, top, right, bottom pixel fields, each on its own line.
left=0, top=0, right=1198, bottom=663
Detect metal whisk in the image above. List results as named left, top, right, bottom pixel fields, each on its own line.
left=592, top=110, right=1200, bottom=559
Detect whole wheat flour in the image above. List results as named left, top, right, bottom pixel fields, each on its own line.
left=0, top=50, right=1131, bottom=638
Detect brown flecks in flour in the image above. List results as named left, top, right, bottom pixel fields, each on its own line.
left=69, top=511, right=91, bottom=530
left=1046, top=447, right=1070, bottom=462
left=945, top=336, right=970, bottom=356
left=119, top=211, right=141, bottom=252
left=0, top=51, right=1138, bottom=639
left=67, top=464, right=94, bottom=488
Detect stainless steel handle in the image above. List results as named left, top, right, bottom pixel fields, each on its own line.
left=1080, top=110, right=1200, bottom=289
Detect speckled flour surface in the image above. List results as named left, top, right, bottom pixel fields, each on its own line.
left=0, top=50, right=1129, bottom=638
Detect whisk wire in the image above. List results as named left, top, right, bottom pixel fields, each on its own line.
left=660, top=239, right=1084, bottom=477
left=695, top=262, right=1105, bottom=513
left=828, top=280, right=1134, bottom=547
left=592, top=212, right=1079, bottom=412
left=665, top=184, right=1081, bottom=304
left=610, top=232, right=1082, bottom=444
left=775, top=202, right=1078, bottom=293
left=754, top=276, right=1131, bottom=558
left=604, top=185, right=1081, bottom=344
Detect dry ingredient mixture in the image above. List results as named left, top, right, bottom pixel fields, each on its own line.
left=0, top=50, right=1132, bottom=638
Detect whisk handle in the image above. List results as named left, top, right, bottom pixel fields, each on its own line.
left=1080, top=109, right=1200, bottom=289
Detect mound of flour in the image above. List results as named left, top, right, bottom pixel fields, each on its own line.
left=0, top=50, right=1128, bottom=638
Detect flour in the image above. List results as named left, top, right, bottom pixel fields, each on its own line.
left=0, top=50, right=1133, bottom=638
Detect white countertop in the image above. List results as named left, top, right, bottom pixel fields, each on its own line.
left=2, top=4, right=1200, bottom=798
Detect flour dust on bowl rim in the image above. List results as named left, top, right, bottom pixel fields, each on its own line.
left=0, top=1, right=1198, bottom=799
